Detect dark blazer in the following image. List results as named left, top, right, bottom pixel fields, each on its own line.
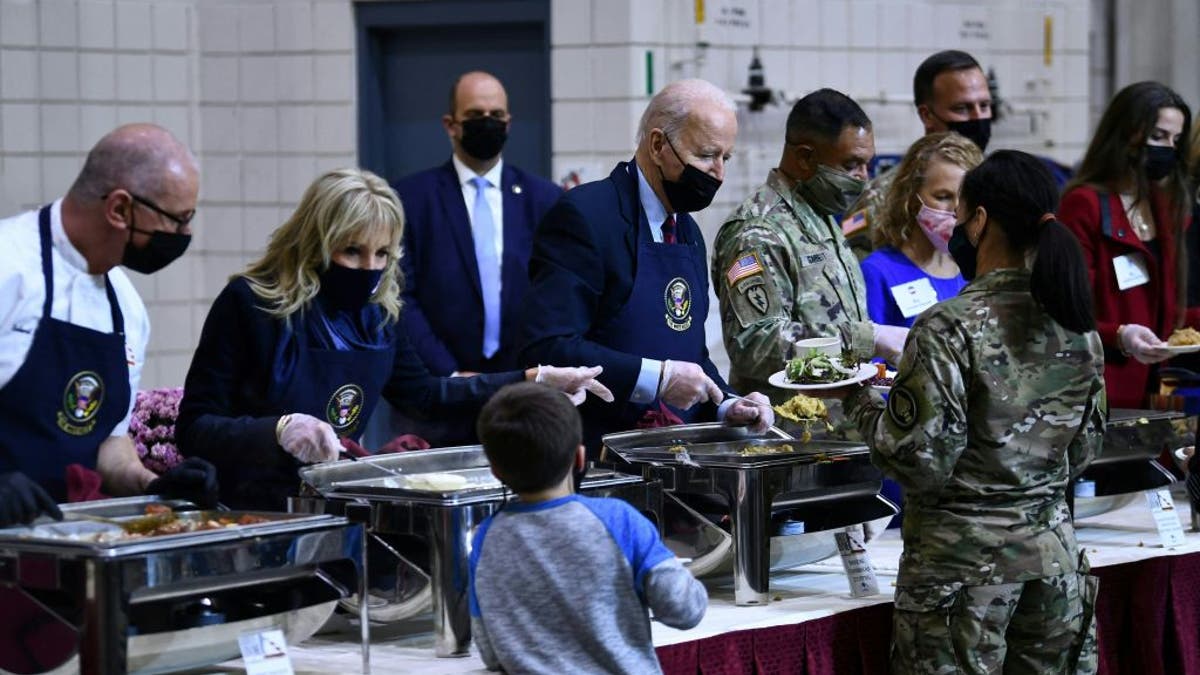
left=177, top=277, right=523, bottom=510
left=519, top=160, right=728, bottom=447
left=395, top=160, right=562, bottom=375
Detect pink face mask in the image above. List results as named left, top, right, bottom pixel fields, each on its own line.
left=915, top=198, right=957, bottom=254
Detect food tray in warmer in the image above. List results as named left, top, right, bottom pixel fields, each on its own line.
left=608, top=437, right=869, bottom=470
left=326, top=466, right=508, bottom=503
left=1094, top=408, right=1189, bottom=465
left=601, top=422, right=790, bottom=458
left=0, top=496, right=338, bottom=557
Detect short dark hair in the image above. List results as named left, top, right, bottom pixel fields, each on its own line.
left=913, top=50, right=982, bottom=107
left=960, top=150, right=1094, bottom=334
left=477, top=382, right=581, bottom=493
left=785, top=88, right=871, bottom=146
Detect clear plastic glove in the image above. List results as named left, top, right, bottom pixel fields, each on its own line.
left=658, top=360, right=724, bottom=410
left=724, top=392, right=775, bottom=434
left=145, top=457, right=220, bottom=509
left=0, top=471, right=61, bottom=527
left=872, top=323, right=909, bottom=364
left=1119, top=324, right=1171, bottom=364
left=535, top=365, right=615, bottom=406
left=278, top=413, right=341, bottom=464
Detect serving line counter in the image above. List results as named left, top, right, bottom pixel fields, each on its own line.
left=212, top=486, right=1200, bottom=675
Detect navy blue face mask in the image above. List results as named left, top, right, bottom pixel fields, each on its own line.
left=319, top=263, right=384, bottom=312
left=948, top=216, right=981, bottom=281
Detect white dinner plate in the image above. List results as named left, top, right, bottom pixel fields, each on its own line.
left=1164, top=344, right=1200, bottom=354
left=768, top=364, right=877, bottom=392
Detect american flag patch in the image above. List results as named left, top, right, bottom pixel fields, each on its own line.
left=841, top=209, right=868, bottom=235
left=726, top=252, right=763, bottom=285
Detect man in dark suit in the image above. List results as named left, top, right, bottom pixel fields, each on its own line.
left=395, top=71, right=562, bottom=376
left=519, top=79, right=774, bottom=454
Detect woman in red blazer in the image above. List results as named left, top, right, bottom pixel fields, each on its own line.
left=1060, top=82, right=1193, bottom=408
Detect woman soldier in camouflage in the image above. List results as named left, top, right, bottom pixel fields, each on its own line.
left=839, top=151, right=1105, bottom=674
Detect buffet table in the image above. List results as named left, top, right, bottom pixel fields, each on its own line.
left=204, top=488, right=1200, bottom=675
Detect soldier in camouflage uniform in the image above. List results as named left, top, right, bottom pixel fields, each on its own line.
left=841, top=151, right=1103, bottom=674
left=844, top=50, right=993, bottom=260
left=713, top=89, right=908, bottom=401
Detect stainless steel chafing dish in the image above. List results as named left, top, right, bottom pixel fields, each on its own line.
left=602, top=423, right=896, bottom=606
left=0, top=496, right=357, bottom=674
left=1073, top=408, right=1186, bottom=519
left=291, top=446, right=661, bottom=658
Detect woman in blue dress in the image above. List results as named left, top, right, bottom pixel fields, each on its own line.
left=861, top=132, right=982, bottom=328
left=177, top=168, right=611, bottom=510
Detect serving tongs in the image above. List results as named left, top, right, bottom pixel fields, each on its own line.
left=337, top=450, right=406, bottom=478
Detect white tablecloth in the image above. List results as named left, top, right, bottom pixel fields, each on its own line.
left=195, top=489, right=1200, bottom=675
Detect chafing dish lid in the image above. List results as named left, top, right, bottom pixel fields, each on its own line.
left=609, top=437, right=868, bottom=469
left=602, top=423, right=791, bottom=455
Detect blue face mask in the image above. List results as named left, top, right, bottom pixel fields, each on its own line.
left=948, top=217, right=980, bottom=281
left=319, top=263, right=384, bottom=312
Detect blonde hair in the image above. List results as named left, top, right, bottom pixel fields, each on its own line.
left=873, top=132, right=983, bottom=249
left=240, top=168, right=405, bottom=324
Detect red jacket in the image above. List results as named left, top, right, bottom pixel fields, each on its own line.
left=1060, top=186, right=1190, bottom=408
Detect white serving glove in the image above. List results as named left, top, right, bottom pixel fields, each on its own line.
left=724, top=391, right=775, bottom=434
left=872, top=323, right=909, bottom=364
left=1118, top=324, right=1171, bottom=364
left=535, top=365, right=615, bottom=406
left=658, top=360, right=724, bottom=410
left=277, top=413, right=340, bottom=464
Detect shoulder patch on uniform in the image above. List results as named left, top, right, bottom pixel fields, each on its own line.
left=725, top=251, right=764, bottom=286
left=737, top=276, right=770, bottom=314
left=841, top=209, right=868, bottom=236
left=886, top=386, right=918, bottom=431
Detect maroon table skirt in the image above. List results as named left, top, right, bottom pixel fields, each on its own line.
left=656, top=551, right=1200, bottom=674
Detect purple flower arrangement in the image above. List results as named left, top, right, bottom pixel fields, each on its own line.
left=128, top=387, right=185, bottom=474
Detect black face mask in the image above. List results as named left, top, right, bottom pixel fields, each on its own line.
left=948, top=218, right=981, bottom=281
left=319, top=263, right=384, bottom=312
left=942, top=117, right=992, bottom=153
left=658, top=136, right=722, bottom=213
left=1144, top=145, right=1177, bottom=181
left=458, top=116, right=508, bottom=161
left=122, top=211, right=191, bottom=274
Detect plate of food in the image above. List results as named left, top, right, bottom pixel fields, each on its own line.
left=1166, top=327, right=1200, bottom=354
left=866, top=363, right=897, bottom=392
left=768, top=349, right=876, bottom=392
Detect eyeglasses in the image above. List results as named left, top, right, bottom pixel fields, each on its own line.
left=103, top=191, right=196, bottom=231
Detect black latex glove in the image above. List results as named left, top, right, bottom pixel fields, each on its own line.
left=146, top=457, right=220, bottom=509
left=0, top=471, right=62, bottom=527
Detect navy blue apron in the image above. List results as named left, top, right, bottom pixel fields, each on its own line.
left=590, top=204, right=711, bottom=425
left=237, top=312, right=394, bottom=509
left=0, top=206, right=130, bottom=501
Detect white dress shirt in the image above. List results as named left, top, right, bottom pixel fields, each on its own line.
left=0, top=199, right=149, bottom=436
left=452, top=154, right=505, bottom=260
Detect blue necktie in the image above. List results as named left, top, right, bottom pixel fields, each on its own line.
left=470, top=176, right=501, bottom=358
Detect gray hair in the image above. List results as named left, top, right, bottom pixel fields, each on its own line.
left=68, top=124, right=197, bottom=201
left=636, top=78, right=736, bottom=144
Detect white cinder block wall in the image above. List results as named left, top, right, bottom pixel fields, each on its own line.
left=4, top=0, right=1173, bottom=390
left=0, top=0, right=356, bottom=389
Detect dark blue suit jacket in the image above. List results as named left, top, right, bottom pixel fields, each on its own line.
left=394, top=160, right=561, bottom=375
left=519, top=160, right=728, bottom=449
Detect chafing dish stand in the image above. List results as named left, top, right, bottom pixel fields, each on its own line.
left=1072, top=408, right=1188, bottom=519
left=0, top=496, right=358, bottom=675
left=291, top=445, right=662, bottom=658
left=604, top=423, right=896, bottom=607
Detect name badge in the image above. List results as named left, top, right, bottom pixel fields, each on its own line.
left=799, top=252, right=827, bottom=268
left=1112, top=253, right=1150, bottom=291
left=889, top=278, right=938, bottom=319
